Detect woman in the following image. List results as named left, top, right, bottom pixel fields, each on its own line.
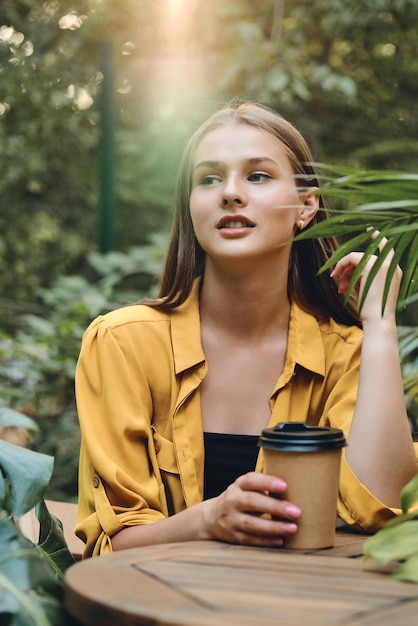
left=75, top=101, right=417, bottom=557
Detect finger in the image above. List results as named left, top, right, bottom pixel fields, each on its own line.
left=366, top=228, right=395, bottom=260
left=334, top=266, right=359, bottom=295
left=230, top=474, right=301, bottom=519
left=234, top=513, right=299, bottom=546
left=238, top=488, right=301, bottom=521
left=235, top=471, right=287, bottom=494
left=330, top=252, right=364, bottom=278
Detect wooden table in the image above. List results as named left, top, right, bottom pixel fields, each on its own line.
left=65, top=532, right=418, bottom=626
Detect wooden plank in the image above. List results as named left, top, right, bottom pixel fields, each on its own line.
left=345, top=598, right=418, bottom=626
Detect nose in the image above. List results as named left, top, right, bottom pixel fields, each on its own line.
left=220, top=175, right=247, bottom=208
left=222, top=195, right=243, bottom=207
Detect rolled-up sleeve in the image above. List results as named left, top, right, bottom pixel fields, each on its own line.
left=337, top=453, right=400, bottom=531
left=75, top=313, right=169, bottom=557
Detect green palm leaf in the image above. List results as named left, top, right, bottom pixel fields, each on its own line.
left=296, top=167, right=418, bottom=312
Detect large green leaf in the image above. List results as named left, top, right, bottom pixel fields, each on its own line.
left=34, top=501, right=75, bottom=581
left=0, top=517, right=65, bottom=626
left=0, top=409, right=39, bottom=433
left=391, top=553, right=418, bottom=584
left=0, top=440, right=74, bottom=623
left=0, top=442, right=53, bottom=518
left=362, top=474, right=418, bottom=582
left=381, top=510, right=418, bottom=531
left=400, top=473, right=418, bottom=514
left=363, top=520, right=418, bottom=564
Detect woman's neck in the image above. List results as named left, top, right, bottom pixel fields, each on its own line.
left=199, top=263, right=291, bottom=342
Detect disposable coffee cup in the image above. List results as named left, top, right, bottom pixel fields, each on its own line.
left=258, top=422, right=346, bottom=549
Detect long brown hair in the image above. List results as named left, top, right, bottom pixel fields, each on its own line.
left=147, top=101, right=360, bottom=327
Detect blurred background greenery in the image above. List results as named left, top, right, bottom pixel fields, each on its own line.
left=0, top=0, right=417, bottom=501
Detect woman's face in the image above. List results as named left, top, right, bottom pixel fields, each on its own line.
left=189, top=123, right=317, bottom=269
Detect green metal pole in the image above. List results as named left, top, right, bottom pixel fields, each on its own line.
left=98, top=39, right=116, bottom=253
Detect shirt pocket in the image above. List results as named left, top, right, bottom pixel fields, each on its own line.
left=151, top=426, right=183, bottom=515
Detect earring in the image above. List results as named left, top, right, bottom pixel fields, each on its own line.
left=297, top=219, right=305, bottom=230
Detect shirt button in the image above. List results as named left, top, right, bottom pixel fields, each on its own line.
left=93, top=477, right=100, bottom=488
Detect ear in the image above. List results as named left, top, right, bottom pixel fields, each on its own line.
left=298, top=190, right=319, bottom=227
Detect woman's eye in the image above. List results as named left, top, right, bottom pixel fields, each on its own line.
left=199, top=175, right=219, bottom=185
left=248, top=172, right=271, bottom=182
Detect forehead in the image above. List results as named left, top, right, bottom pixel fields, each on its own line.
left=193, top=122, right=290, bottom=165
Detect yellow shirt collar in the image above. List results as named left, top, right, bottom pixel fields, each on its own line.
left=288, top=302, right=326, bottom=377
left=171, top=279, right=205, bottom=374
left=171, top=278, right=326, bottom=379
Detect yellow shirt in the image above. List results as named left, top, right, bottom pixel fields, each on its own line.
left=75, top=280, right=399, bottom=557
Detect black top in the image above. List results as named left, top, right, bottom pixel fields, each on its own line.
left=203, top=432, right=259, bottom=500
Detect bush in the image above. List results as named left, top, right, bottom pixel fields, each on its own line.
left=0, top=239, right=165, bottom=500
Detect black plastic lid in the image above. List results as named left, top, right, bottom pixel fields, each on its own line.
left=258, top=422, right=347, bottom=452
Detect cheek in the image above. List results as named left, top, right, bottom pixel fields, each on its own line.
left=189, top=204, right=206, bottom=244
left=262, top=185, right=300, bottom=209
left=268, top=205, right=298, bottom=226
left=189, top=198, right=199, bottom=228
left=189, top=191, right=201, bottom=222
left=189, top=192, right=211, bottom=227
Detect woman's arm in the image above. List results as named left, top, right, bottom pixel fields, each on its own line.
left=331, top=235, right=417, bottom=507
left=111, top=472, right=301, bottom=550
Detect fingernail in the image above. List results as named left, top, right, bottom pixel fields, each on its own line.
left=285, top=505, right=301, bottom=518
left=283, top=522, right=298, bottom=533
left=271, top=479, right=287, bottom=491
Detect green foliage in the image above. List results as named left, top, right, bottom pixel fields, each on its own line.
left=398, top=327, right=418, bottom=430
left=296, top=168, right=418, bottom=310
left=0, top=239, right=164, bottom=500
left=364, top=473, right=418, bottom=583
left=0, top=437, right=75, bottom=625
left=0, top=408, right=39, bottom=433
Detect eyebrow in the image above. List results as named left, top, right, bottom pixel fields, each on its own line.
left=193, top=156, right=279, bottom=171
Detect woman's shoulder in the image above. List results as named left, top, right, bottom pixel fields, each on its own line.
left=85, top=302, right=171, bottom=336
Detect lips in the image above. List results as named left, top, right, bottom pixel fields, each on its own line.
left=216, top=215, right=255, bottom=229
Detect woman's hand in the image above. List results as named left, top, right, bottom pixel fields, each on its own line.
left=330, top=232, right=402, bottom=325
left=200, top=472, right=301, bottom=547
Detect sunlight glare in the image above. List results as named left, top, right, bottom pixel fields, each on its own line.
left=167, top=0, right=187, bottom=16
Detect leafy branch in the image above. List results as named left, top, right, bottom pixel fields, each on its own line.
left=296, top=167, right=418, bottom=313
